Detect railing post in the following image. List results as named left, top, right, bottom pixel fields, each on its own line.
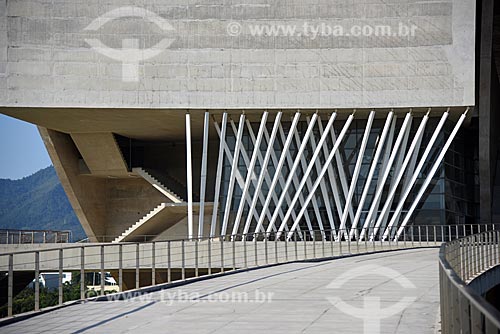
left=232, top=238, right=236, bottom=270
left=195, top=239, right=199, bottom=278
left=35, top=251, right=40, bottom=311
left=182, top=239, right=186, bottom=279
left=339, top=231, right=343, bottom=255
left=8, top=254, right=13, bottom=317
left=59, top=248, right=63, bottom=305
left=135, top=243, right=140, bottom=289
left=167, top=241, right=171, bottom=282
left=418, top=226, right=422, bottom=247
left=441, top=225, right=445, bottom=243
left=295, top=231, right=298, bottom=260
left=312, top=232, right=316, bottom=259
left=364, top=229, right=368, bottom=252
left=426, top=226, right=429, bottom=246
left=322, top=232, right=325, bottom=258
left=498, top=231, right=500, bottom=264
left=254, top=233, right=258, bottom=266
left=403, top=227, right=406, bottom=248
left=456, top=225, right=459, bottom=240
left=244, top=235, right=248, bottom=268
left=285, top=232, right=288, bottom=262
left=433, top=226, right=437, bottom=245
left=274, top=234, right=278, bottom=263
left=448, top=225, right=452, bottom=241
left=152, top=242, right=156, bottom=285
left=118, top=245, right=123, bottom=292
left=220, top=237, right=224, bottom=273
left=265, top=233, right=268, bottom=264
left=347, top=230, right=351, bottom=253
left=303, top=231, right=307, bottom=259
left=100, top=245, right=105, bottom=296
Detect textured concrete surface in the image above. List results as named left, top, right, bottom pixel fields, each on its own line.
left=0, top=248, right=441, bottom=333
left=0, top=0, right=475, bottom=109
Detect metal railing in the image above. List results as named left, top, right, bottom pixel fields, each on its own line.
left=0, top=229, right=71, bottom=244
left=439, top=229, right=500, bottom=333
left=0, top=223, right=495, bottom=319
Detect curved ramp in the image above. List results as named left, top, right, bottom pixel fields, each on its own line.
left=0, top=248, right=440, bottom=333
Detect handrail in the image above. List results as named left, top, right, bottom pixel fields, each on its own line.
left=439, top=230, right=500, bottom=333
left=0, top=223, right=497, bottom=320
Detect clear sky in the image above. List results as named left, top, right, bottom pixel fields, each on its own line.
left=0, top=114, right=52, bottom=180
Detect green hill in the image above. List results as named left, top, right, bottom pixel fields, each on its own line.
left=0, top=166, right=85, bottom=241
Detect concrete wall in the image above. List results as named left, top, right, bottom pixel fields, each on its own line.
left=0, top=0, right=475, bottom=109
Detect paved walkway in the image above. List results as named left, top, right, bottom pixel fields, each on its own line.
left=0, top=248, right=440, bottom=334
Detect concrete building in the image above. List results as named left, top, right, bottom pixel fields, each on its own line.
left=0, top=0, right=496, bottom=242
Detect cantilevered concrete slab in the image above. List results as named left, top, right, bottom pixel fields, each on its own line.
left=0, top=248, right=440, bottom=334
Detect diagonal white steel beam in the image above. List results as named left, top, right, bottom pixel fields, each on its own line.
left=374, top=112, right=429, bottom=240
left=375, top=115, right=413, bottom=237
left=360, top=113, right=412, bottom=241
left=385, top=109, right=449, bottom=240
left=213, top=119, right=273, bottom=232
left=266, top=113, right=319, bottom=236
left=254, top=112, right=302, bottom=235
left=210, top=113, right=228, bottom=237
left=244, top=119, right=287, bottom=231
left=275, top=124, right=316, bottom=235
left=307, top=115, right=336, bottom=234
left=285, top=114, right=355, bottom=240
left=395, top=109, right=468, bottom=240
left=292, top=125, right=325, bottom=235
left=242, top=112, right=283, bottom=235
left=366, top=115, right=397, bottom=231
left=330, top=127, right=355, bottom=222
left=221, top=114, right=245, bottom=236
left=338, top=110, right=375, bottom=240
left=198, top=111, right=210, bottom=238
left=275, top=113, right=336, bottom=235
left=348, top=112, right=393, bottom=240
left=317, top=116, right=343, bottom=232
left=232, top=112, right=269, bottom=236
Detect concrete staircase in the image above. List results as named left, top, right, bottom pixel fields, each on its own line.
left=133, top=167, right=183, bottom=203
left=112, top=203, right=167, bottom=243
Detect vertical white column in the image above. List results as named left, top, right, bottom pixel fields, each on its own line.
left=349, top=112, right=393, bottom=239
left=221, top=114, right=246, bottom=236
left=198, top=111, right=210, bottom=238
left=232, top=112, right=268, bottom=236
left=338, top=110, right=375, bottom=240
left=210, top=113, right=228, bottom=237
left=395, top=109, right=468, bottom=240
left=186, top=112, right=194, bottom=240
